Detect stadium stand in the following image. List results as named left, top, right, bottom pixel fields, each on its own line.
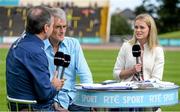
left=0, top=1, right=110, bottom=43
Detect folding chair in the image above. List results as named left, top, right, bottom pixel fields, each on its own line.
left=7, top=96, right=37, bottom=111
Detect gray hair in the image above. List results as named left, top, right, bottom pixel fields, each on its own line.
left=50, top=8, right=66, bottom=23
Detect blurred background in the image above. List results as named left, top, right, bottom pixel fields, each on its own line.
left=0, top=0, right=179, bottom=46
left=0, top=0, right=180, bottom=111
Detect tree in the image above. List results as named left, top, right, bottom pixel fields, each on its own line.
left=157, top=0, right=180, bottom=33
left=135, top=5, right=147, bottom=15
left=135, top=0, right=157, bottom=16
left=110, top=14, right=132, bottom=35
left=135, top=0, right=180, bottom=33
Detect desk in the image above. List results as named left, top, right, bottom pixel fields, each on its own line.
left=73, top=86, right=179, bottom=108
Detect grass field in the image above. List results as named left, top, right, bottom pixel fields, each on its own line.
left=159, top=30, right=180, bottom=38
left=0, top=48, right=180, bottom=111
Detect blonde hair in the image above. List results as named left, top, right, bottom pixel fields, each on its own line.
left=129, top=13, right=159, bottom=50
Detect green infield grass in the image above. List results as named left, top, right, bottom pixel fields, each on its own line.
left=0, top=48, right=180, bottom=111
left=159, top=30, right=180, bottom=38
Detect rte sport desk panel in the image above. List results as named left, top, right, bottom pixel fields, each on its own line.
left=73, top=82, right=179, bottom=108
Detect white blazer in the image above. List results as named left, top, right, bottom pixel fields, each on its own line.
left=113, top=42, right=164, bottom=82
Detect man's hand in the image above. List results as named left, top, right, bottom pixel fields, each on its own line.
left=51, top=71, right=65, bottom=91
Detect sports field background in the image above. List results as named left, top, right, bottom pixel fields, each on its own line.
left=0, top=47, right=180, bottom=111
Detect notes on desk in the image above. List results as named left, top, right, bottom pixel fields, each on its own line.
left=153, top=81, right=175, bottom=88
left=78, top=80, right=177, bottom=90
left=81, top=82, right=138, bottom=90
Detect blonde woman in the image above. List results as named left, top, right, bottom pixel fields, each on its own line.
left=113, top=13, right=164, bottom=111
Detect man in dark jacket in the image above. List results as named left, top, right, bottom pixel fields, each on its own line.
left=6, top=6, right=64, bottom=111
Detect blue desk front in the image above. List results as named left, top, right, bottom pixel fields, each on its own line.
left=73, top=86, right=179, bottom=108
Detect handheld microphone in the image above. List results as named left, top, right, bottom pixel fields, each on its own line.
left=132, top=44, right=142, bottom=81
left=60, top=54, right=71, bottom=79
left=132, top=44, right=141, bottom=64
left=54, top=52, right=64, bottom=78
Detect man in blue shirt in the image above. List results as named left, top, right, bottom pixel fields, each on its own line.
left=6, top=6, right=64, bottom=111
left=44, top=8, right=93, bottom=111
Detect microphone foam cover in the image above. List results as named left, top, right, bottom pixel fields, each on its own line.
left=54, top=52, right=64, bottom=66
left=64, top=54, right=71, bottom=67
left=132, top=44, right=141, bottom=57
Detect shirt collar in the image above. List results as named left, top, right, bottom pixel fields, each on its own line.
left=136, top=41, right=148, bottom=46
left=26, top=32, right=45, bottom=49
left=136, top=41, right=148, bottom=49
left=44, top=37, right=68, bottom=51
